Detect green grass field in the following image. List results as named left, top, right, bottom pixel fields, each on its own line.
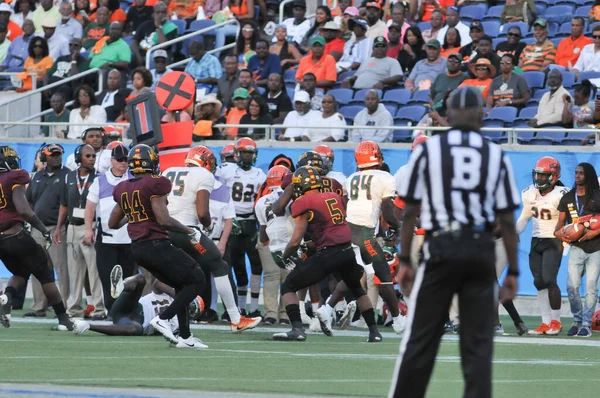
left=2, top=314, right=600, bottom=397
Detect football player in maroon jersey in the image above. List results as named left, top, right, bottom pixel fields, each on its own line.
left=108, top=144, right=208, bottom=349
left=272, top=166, right=382, bottom=342
left=0, top=146, right=73, bottom=331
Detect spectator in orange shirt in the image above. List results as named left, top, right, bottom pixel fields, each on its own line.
left=519, top=18, right=556, bottom=72
left=16, top=36, right=53, bottom=91
left=0, top=4, right=23, bottom=41
left=321, top=21, right=344, bottom=62
left=459, top=58, right=494, bottom=98
left=295, top=36, right=337, bottom=89
left=168, top=0, right=204, bottom=20
left=555, top=17, right=592, bottom=70
left=440, top=26, right=461, bottom=58
left=223, top=87, right=249, bottom=139
left=418, top=0, right=454, bottom=22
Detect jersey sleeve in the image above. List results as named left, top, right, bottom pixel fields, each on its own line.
left=224, top=198, right=236, bottom=219
left=13, top=169, right=31, bottom=187
left=381, top=172, right=397, bottom=198
left=150, top=176, right=172, bottom=198
left=255, top=197, right=267, bottom=226
left=291, top=196, right=310, bottom=218
left=196, top=170, right=215, bottom=194
left=87, top=178, right=100, bottom=203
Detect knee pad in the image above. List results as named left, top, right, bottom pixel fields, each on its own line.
left=250, top=261, right=262, bottom=276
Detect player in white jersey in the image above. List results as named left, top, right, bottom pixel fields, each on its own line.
left=516, top=157, right=569, bottom=336
left=314, top=141, right=406, bottom=336
left=255, top=165, right=295, bottom=325
left=73, top=267, right=181, bottom=336
left=314, top=145, right=347, bottom=195
left=163, top=146, right=261, bottom=333
left=215, top=138, right=266, bottom=317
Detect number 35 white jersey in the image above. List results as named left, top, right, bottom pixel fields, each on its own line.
left=163, top=166, right=215, bottom=226
left=345, top=169, right=396, bottom=229
left=517, top=184, right=569, bottom=238
left=215, top=163, right=266, bottom=217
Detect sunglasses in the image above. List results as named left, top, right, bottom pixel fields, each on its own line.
left=79, top=92, right=90, bottom=97
left=507, top=32, right=520, bottom=37
left=114, top=157, right=127, bottom=162
left=593, top=35, right=600, bottom=39
left=242, top=28, right=254, bottom=32
left=476, top=66, right=489, bottom=71
left=69, top=43, right=81, bottom=47
left=83, top=154, right=96, bottom=158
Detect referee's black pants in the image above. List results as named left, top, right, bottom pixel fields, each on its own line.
left=390, top=232, right=496, bottom=398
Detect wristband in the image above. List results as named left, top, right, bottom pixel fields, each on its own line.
left=507, top=269, right=520, bottom=277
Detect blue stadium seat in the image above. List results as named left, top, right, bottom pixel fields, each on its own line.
left=498, top=22, right=528, bottom=37
left=384, top=103, right=398, bottom=116
left=417, top=22, right=431, bottom=32
left=555, top=0, right=577, bottom=11
left=530, top=128, right=566, bottom=145
left=485, top=106, right=518, bottom=124
left=328, top=88, right=354, bottom=105
left=391, top=120, right=414, bottom=143
left=542, top=71, right=575, bottom=88
left=542, top=5, right=574, bottom=23
left=556, top=22, right=572, bottom=37
left=526, top=88, right=549, bottom=106
left=575, top=5, right=592, bottom=16
left=483, top=5, right=504, bottom=20
left=522, top=71, right=545, bottom=89
left=257, top=87, right=266, bottom=95
left=492, top=37, right=504, bottom=50
left=337, top=70, right=357, bottom=82
left=350, top=89, right=383, bottom=105
left=283, top=69, right=296, bottom=83
left=339, top=105, right=365, bottom=123
left=408, top=89, right=430, bottom=105
left=535, top=3, right=548, bottom=15
left=120, top=1, right=130, bottom=12
left=186, top=20, right=216, bottom=35
left=578, top=71, right=600, bottom=81
left=522, top=37, right=536, bottom=45
left=459, top=5, right=486, bottom=21
left=172, top=19, right=186, bottom=35
left=482, top=120, right=506, bottom=143
left=124, top=35, right=133, bottom=46
left=561, top=131, right=590, bottom=145
left=550, top=37, right=563, bottom=47
left=395, top=105, right=427, bottom=122
left=382, top=89, right=412, bottom=105
left=286, top=87, right=295, bottom=102
left=482, top=20, right=501, bottom=37
left=513, top=121, right=536, bottom=143
left=514, top=106, right=538, bottom=127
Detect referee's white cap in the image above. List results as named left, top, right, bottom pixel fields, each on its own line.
left=448, top=87, right=484, bottom=110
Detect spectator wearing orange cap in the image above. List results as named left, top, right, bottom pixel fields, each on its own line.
left=360, top=2, right=386, bottom=39
left=459, top=58, right=494, bottom=98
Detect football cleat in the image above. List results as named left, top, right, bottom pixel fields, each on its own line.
left=54, top=319, right=74, bottom=331
left=351, top=318, right=368, bottom=328
left=0, top=294, right=11, bottom=328
left=338, top=300, right=357, bottom=330
left=231, top=316, right=261, bottom=333
left=515, top=322, right=529, bottom=336
left=175, top=335, right=209, bottom=349
left=83, top=304, right=95, bottom=319
left=72, top=320, right=90, bottom=335
left=151, top=316, right=179, bottom=344
left=494, top=324, right=505, bottom=335
left=299, top=302, right=312, bottom=326
left=109, top=265, right=124, bottom=299
left=272, top=328, right=307, bottom=341
left=309, top=317, right=321, bottom=332
left=368, top=330, right=383, bottom=343
left=546, top=320, right=562, bottom=335
left=315, top=306, right=333, bottom=337
left=392, top=315, right=407, bottom=335
left=528, top=323, right=550, bottom=335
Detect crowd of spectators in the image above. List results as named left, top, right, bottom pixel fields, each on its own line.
left=0, top=0, right=599, bottom=143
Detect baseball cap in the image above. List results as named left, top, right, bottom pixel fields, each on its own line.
left=348, top=18, right=368, bottom=31
left=153, top=49, right=168, bottom=59
left=373, top=36, right=388, bottom=47
left=311, top=35, right=326, bottom=46
left=448, top=6, right=459, bottom=13
left=447, top=52, right=463, bottom=62
left=42, top=17, right=57, bottom=28
left=387, top=22, right=402, bottom=31
left=365, top=2, right=381, bottom=9
left=426, top=39, right=441, bottom=49
left=293, top=90, right=310, bottom=103
left=0, top=3, right=12, bottom=14
left=470, top=21, right=483, bottom=31
left=0, top=24, right=7, bottom=33
left=292, top=0, right=306, bottom=9
left=44, top=144, right=64, bottom=156
left=533, top=18, right=547, bottom=28
left=321, top=21, right=340, bottom=31
left=448, top=87, right=484, bottom=110
left=343, top=6, right=360, bottom=16
left=233, top=87, right=249, bottom=99
left=111, top=144, right=129, bottom=161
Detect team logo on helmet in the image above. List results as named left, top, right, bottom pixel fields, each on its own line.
left=532, top=156, right=561, bottom=191
left=292, top=166, right=322, bottom=198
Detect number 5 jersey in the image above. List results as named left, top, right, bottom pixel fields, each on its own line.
left=516, top=184, right=570, bottom=238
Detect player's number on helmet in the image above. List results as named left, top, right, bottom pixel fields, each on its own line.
left=232, top=182, right=255, bottom=202
left=164, top=171, right=189, bottom=197
left=349, top=174, right=373, bottom=201
left=120, top=190, right=149, bottom=223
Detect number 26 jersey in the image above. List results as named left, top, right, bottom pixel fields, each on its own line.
left=519, top=184, right=569, bottom=238
left=215, top=163, right=266, bottom=218
left=345, top=169, right=396, bottom=229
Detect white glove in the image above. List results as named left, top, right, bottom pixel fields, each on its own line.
left=189, top=226, right=202, bottom=244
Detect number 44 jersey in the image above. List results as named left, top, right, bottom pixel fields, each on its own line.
left=215, top=163, right=266, bottom=218
left=517, top=184, right=570, bottom=238
left=345, top=169, right=396, bottom=229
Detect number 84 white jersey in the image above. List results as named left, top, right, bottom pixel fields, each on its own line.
left=345, top=169, right=396, bottom=229
left=516, top=184, right=569, bottom=238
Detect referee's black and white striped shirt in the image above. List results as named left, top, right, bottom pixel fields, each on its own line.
left=398, top=130, right=521, bottom=232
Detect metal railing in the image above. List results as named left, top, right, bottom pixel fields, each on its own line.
left=0, top=72, right=37, bottom=90
left=146, top=19, right=240, bottom=70
left=1, top=68, right=105, bottom=134
left=169, top=43, right=237, bottom=70
left=0, top=121, right=130, bottom=138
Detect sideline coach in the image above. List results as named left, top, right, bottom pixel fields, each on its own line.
left=389, top=87, right=521, bottom=398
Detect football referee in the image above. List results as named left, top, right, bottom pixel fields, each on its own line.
left=389, top=87, right=521, bottom=398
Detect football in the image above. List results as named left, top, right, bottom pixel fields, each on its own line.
left=589, top=216, right=600, bottom=231
left=562, top=223, right=585, bottom=242
left=593, top=310, right=600, bottom=332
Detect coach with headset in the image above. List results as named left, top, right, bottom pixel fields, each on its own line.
left=65, top=127, right=104, bottom=171
left=55, top=144, right=106, bottom=320
left=24, top=144, right=70, bottom=318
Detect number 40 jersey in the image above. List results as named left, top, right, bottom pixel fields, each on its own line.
left=215, top=163, right=266, bottom=218
left=345, top=169, right=396, bottom=229
left=516, top=184, right=569, bottom=238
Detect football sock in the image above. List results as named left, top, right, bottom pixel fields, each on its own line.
left=538, top=289, right=552, bottom=324
left=51, top=300, right=67, bottom=316
left=176, top=304, right=191, bottom=339
left=4, top=286, right=16, bottom=302
left=312, top=302, right=319, bottom=313
left=551, top=310, right=561, bottom=322
left=160, top=284, right=202, bottom=321
left=250, top=295, right=259, bottom=313
left=286, top=303, right=303, bottom=329
left=86, top=295, right=93, bottom=305
left=214, top=276, right=241, bottom=324
left=361, top=307, right=377, bottom=329
left=501, top=299, right=524, bottom=325
left=210, top=276, right=218, bottom=310
left=237, top=286, right=247, bottom=311
left=250, top=274, right=261, bottom=308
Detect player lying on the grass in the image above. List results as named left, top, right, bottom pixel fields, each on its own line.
left=108, top=144, right=209, bottom=349
left=73, top=266, right=203, bottom=337
left=163, top=146, right=261, bottom=333
left=0, top=146, right=73, bottom=331
left=272, top=166, right=382, bottom=342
